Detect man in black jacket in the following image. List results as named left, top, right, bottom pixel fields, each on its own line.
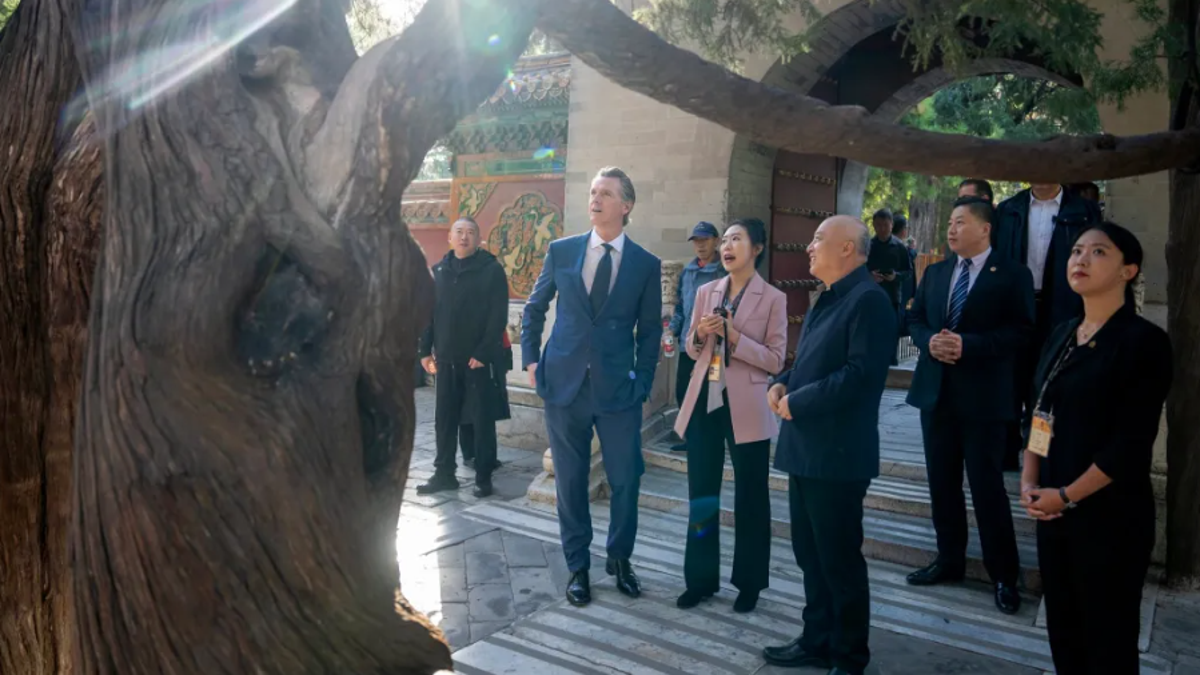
left=904, top=197, right=1034, bottom=615
left=762, top=216, right=895, bottom=675
left=993, top=184, right=1101, bottom=469
left=993, top=183, right=1101, bottom=337
left=417, top=217, right=511, bottom=498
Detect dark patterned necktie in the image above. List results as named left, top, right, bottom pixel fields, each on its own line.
left=947, top=258, right=972, bottom=330
left=590, top=243, right=613, bottom=316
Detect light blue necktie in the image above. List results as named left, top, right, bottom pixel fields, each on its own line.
left=947, top=258, right=972, bottom=330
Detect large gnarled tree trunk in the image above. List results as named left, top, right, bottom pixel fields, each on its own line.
left=1165, top=0, right=1200, bottom=592
left=63, top=0, right=532, bottom=671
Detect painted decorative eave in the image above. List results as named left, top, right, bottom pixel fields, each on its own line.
left=401, top=199, right=451, bottom=227
left=479, top=52, right=571, bottom=112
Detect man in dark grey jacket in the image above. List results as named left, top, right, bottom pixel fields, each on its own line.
left=763, top=216, right=895, bottom=675
left=417, top=217, right=511, bottom=498
left=667, top=221, right=724, bottom=451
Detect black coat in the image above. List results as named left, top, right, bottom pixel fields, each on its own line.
left=993, top=189, right=1101, bottom=330
left=906, top=254, right=1035, bottom=420
left=774, top=266, right=896, bottom=482
left=1029, top=305, right=1171, bottom=522
left=419, top=249, right=511, bottom=424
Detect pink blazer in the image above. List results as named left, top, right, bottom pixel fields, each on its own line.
left=674, top=274, right=788, bottom=445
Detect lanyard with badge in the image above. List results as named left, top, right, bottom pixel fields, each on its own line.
left=1028, top=339, right=1076, bottom=458
left=707, top=285, right=749, bottom=382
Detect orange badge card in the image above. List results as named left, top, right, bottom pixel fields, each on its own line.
left=707, top=352, right=722, bottom=382
left=1028, top=413, right=1054, bottom=458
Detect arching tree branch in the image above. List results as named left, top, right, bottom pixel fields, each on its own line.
left=532, top=0, right=1200, bottom=182
left=306, top=0, right=536, bottom=214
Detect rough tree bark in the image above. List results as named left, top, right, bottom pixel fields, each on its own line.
left=534, top=0, right=1200, bottom=182
left=62, top=0, right=533, bottom=671
left=1166, top=0, right=1200, bottom=592
left=0, top=0, right=93, bottom=672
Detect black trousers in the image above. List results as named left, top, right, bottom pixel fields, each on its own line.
left=1038, top=507, right=1152, bottom=675
left=675, top=351, right=697, bottom=407
left=920, top=406, right=1019, bottom=585
left=790, top=476, right=871, bottom=674
left=683, top=387, right=771, bottom=594
left=434, top=364, right=497, bottom=480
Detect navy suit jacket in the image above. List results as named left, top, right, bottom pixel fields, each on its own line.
left=905, top=255, right=1035, bottom=421
left=521, top=233, right=663, bottom=413
left=774, top=265, right=895, bottom=482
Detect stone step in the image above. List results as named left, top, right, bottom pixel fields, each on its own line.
left=635, top=464, right=1043, bottom=591
left=642, top=444, right=1032, bottom=536
left=456, top=500, right=1168, bottom=674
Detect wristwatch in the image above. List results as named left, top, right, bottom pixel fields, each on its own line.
left=1059, top=487, right=1077, bottom=509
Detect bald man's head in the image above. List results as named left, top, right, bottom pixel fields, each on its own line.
left=807, top=215, right=870, bottom=286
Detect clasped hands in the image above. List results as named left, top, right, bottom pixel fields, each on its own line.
left=695, top=313, right=740, bottom=346
left=1020, top=485, right=1066, bottom=521
left=767, top=383, right=792, bottom=421
left=928, top=329, right=963, bottom=364
left=871, top=271, right=897, bottom=283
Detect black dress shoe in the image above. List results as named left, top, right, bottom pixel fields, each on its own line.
left=566, top=570, right=591, bottom=606
left=733, top=589, right=760, bottom=613
left=416, top=474, right=459, bottom=495
left=670, top=442, right=687, bottom=452
left=473, top=479, right=493, bottom=498
left=676, top=589, right=714, bottom=609
left=605, top=557, right=642, bottom=598
left=906, top=559, right=966, bottom=586
left=995, top=582, right=1021, bottom=615
left=762, top=638, right=831, bottom=668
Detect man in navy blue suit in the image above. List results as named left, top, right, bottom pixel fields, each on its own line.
left=521, top=167, right=663, bottom=607
left=762, top=216, right=895, bottom=675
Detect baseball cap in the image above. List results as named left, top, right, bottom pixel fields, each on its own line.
left=688, top=221, right=720, bottom=240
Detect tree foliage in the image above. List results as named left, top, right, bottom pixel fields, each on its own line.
left=863, top=72, right=1103, bottom=239
left=0, top=0, right=18, bottom=28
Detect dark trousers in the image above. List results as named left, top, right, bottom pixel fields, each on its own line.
left=1038, top=510, right=1151, bottom=675
left=1008, top=292, right=1056, bottom=463
left=683, top=387, right=771, bottom=594
left=434, top=365, right=497, bottom=479
left=920, top=406, right=1019, bottom=585
left=675, top=351, right=697, bottom=407
left=790, top=476, right=871, bottom=674
left=545, top=374, right=644, bottom=572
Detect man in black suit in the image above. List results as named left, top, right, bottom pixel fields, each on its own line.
left=993, top=183, right=1100, bottom=340
left=762, top=216, right=896, bottom=675
left=904, top=197, right=1034, bottom=615
left=993, top=183, right=1101, bottom=469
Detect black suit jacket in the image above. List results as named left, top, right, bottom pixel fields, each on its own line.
left=906, top=254, right=1035, bottom=421
left=993, top=189, right=1101, bottom=329
left=774, top=265, right=896, bottom=482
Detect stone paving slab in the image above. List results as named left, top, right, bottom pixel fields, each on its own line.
left=457, top=498, right=1172, bottom=674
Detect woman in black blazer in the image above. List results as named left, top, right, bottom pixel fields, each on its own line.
left=1019, top=222, right=1172, bottom=675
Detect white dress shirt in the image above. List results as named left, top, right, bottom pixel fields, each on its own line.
left=1027, top=189, right=1063, bottom=291
left=582, top=229, right=626, bottom=294
left=946, top=247, right=992, bottom=311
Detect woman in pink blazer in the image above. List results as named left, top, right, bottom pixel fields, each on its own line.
left=673, top=217, right=788, bottom=613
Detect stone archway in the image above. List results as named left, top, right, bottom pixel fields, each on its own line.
left=725, top=1, right=1084, bottom=287
left=835, top=58, right=1081, bottom=218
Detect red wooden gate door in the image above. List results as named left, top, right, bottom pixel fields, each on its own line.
left=769, top=151, right=839, bottom=367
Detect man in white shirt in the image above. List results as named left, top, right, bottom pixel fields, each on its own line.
left=521, top=167, right=663, bottom=607
left=993, top=183, right=1101, bottom=469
